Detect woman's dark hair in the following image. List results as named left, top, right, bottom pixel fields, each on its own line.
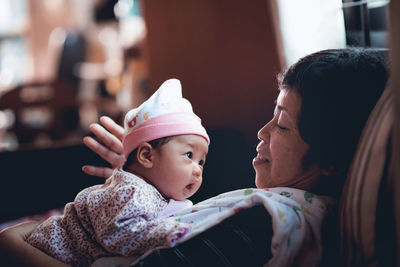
left=123, top=136, right=172, bottom=170
left=279, top=47, right=388, bottom=173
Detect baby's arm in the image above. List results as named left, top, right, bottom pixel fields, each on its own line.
left=86, top=174, right=190, bottom=257
left=98, top=212, right=190, bottom=256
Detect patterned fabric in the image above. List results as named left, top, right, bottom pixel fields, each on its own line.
left=0, top=208, right=63, bottom=232
left=125, top=187, right=335, bottom=267
left=25, top=169, right=192, bottom=266
left=339, top=87, right=394, bottom=266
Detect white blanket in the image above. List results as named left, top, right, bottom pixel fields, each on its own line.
left=94, top=187, right=335, bottom=267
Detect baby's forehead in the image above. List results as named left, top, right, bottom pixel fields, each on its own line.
left=168, top=134, right=209, bottom=151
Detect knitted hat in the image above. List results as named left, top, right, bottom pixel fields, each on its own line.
left=122, top=78, right=210, bottom=158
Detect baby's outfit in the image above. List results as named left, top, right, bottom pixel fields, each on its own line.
left=26, top=169, right=192, bottom=266
left=26, top=78, right=209, bottom=266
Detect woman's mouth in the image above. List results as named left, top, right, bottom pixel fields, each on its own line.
left=253, top=154, right=270, bottom=165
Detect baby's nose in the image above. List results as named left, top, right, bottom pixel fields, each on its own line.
left=192, top=163, right=202, bottom=177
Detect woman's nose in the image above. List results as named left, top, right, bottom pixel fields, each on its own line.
left=257, top=120, right=272, bottom=141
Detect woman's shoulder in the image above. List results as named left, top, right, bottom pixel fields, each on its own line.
left=268, top=187, right=336, bottom=206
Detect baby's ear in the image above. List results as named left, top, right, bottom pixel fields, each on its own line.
left=136, top=142, right=154, bottom=168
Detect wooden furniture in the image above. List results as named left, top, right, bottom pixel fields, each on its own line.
left=0, top=31, right=86, bottom=146
left=0, top=80, right=80, bottom=145
left=141, top=0, right=283, bottom=144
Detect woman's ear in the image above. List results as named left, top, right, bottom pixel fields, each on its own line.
left=136, top=143, right=154, bottom=168
left=321, top=164, right=345, bottom=176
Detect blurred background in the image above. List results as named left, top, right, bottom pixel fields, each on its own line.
left=0, top=0, right=390, bottom=150
left=0, top=0, right=391, bottom=222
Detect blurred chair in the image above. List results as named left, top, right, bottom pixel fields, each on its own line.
left=0, top=30, right=86, bottom=146
left=339, top=86, right=397, bottom=266
left=0, top=80, right=80, bottom=144
left=55, top=30, right=87, bottom=90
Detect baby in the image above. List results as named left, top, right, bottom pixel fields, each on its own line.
left=26, top=79, right=210, bottom=266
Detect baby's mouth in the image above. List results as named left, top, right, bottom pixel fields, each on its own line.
left=186, top=183, right=194, bottom=190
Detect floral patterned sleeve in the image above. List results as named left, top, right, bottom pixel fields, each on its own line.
left=75, top=170, right=191, bottom=257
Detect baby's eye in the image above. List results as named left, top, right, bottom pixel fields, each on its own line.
left=185, top=152, right=193, bottom=158
left=199, top=160, right=205, bottom=166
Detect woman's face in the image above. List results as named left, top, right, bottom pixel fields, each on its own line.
left=253, top=90, right=320, bottom=189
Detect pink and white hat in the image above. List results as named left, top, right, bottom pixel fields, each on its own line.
left=122, top=78, right=210, bottom=158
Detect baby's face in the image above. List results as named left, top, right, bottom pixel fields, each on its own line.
left=148, top=134, right=209, bottom=201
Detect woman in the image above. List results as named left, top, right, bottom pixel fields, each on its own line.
left=0, top=48, right=388, bottom=266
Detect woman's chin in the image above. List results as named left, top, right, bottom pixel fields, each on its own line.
left=253, top=162, right=271, bottom=188
left=254, top=172, right=270, bottom=189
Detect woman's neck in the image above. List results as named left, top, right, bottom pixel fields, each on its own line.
left=288, top=166, right=345, bottom=198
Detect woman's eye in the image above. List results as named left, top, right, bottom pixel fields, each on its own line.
left=277, top=124, right=288, bottom=131
left=185, top=152, right=193, bottom=158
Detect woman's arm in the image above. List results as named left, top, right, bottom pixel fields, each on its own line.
left=0, top=117, right=124, bottom=265
left=131, top=205, right=273, bottom=266
left=0, top=222, right=70, bottom=267
left=82, top=116, right=126, bottom=178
